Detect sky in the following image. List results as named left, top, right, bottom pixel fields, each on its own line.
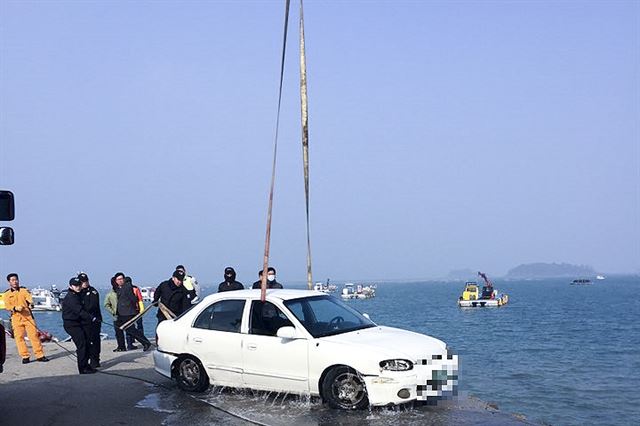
left=0, top=0, right=638, bottom=287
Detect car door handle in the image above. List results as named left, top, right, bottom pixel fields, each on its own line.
left=192, top=337, right=203, bottom=343
left=247, top=343, right=257, bottom=351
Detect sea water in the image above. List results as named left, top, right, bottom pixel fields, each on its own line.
left=5, top=276, right=639, bottom=425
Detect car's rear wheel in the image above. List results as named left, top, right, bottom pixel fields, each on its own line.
left=175, top=356, right=209, bottom=392
left=322, top=366, right=369, bottom=410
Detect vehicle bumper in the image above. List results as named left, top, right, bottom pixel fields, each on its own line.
left=153, top=350, right=177, bottom=379
left=364, top=358, right=458, bottom=406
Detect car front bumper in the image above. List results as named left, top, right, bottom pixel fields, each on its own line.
left=364, top=358, right=458, bottom=406
left=153, top=349, right=177, bottom=379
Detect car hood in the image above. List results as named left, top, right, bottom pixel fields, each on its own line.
left=320, top=326, right=447, bottom=361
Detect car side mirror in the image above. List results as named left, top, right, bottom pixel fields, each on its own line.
left=0, top=191, right=14, bottom=221
left=0, top=227, right=14, bottom=246
left=276, top=326, right=300, bottom=339
left=363, top=313, right=371, bottom=320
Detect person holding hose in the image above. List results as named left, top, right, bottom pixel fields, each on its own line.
left=2, top=273, right=49, bottom=364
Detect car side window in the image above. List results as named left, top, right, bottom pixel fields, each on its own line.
left=249, top=301, right=293, bottom=336
left=193, top=300, right=245, bottom=333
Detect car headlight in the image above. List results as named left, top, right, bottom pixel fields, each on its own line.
left=379, top=359, right=413, bottom=371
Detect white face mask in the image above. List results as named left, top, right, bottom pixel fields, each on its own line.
left=267, top=274, right=275, bottom=282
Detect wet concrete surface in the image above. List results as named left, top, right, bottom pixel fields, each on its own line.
left=1, top=339, right=532, bottom=425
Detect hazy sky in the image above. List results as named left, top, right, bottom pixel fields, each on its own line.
left=1, top=0, right=638, bottom=286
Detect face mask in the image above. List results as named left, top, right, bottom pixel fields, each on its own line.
left=267, top=274, right=275, bottom=282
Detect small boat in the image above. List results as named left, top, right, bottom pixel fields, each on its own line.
left=30, top=287, right=62, bottom=311
left=313, top=279, right=337, bottom=293
left=571, top=279, right=592, bottom=285
left=139, top=287, right=155, bottom=302
left=458, top=272, right=508, bottom=307
left=341, top=283, right=376, bottom=299
left=596, top=275, right=605, bottom=280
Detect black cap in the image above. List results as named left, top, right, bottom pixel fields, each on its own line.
left=69, top=277, right=81, bottom=286
left=224, top=267, right=235, bottom=275
left=267, top=267, right=276, bottom=274
left=172, top=270, right=185, bottom=280
left=176, top=264, right=185, bottom=271
left=77, top=273, right=89, bottom=283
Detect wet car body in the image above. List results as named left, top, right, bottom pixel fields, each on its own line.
left=154, top=289, right=458, bottom=409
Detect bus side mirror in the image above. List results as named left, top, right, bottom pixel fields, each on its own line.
left=0, top=191, right=15, bottom=221
left=0, top=227, right=14, bottom=245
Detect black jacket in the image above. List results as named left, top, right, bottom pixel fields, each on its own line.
left=116, top=282, right=139, bottom=317
left=251, top=280, right=283, bottom=289
left=154, top=279, right=192, bottom=319
left=82, top=286, right=102, bottom=321
left=62, top=290, right=93, bottom=325
left=218, top=280, right=244, bottom=292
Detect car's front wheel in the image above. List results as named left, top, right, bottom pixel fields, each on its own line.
left=322, top=366, right=369, bottom=410
left=175, top=356, right=209, bottom=392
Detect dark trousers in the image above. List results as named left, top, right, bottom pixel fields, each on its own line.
left=116, top=315, right=150, bottom=347
left=88, top=321, right=101, bottom=365
left=64, top=323, right=91, bottom=373
left=125, top=317, right=145, bottom=349
left=114, top=319, right=126, bottom=350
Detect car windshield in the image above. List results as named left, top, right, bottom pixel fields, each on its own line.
left=284, top=295, right=376, bottom=338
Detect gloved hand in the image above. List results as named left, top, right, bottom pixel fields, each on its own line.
left=14, top=306, right=24, bottom=312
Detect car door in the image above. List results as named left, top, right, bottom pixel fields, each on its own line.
left=188, top=299, right=246, bottom=386
left=242, top=300, right=309, bottom=393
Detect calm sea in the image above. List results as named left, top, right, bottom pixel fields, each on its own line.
left=5, top=276, right=639, bottom=425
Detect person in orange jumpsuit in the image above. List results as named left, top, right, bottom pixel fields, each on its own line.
left=3, top=273, right=49, bottom=363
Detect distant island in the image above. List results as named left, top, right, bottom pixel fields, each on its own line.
left=505, top=262, right=596, bottom=279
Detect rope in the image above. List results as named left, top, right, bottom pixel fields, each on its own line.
left=261, top=0, right=291, bottom=302
left=299, top=0, right=313, bottom=290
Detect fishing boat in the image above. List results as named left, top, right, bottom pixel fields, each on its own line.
left=30, top=287, right=62, bottom=312
left=458, top=272, right=508, bottom=307
left=341, top=283, right=376, bottom=299
left=571, top=279, right=592, bottom=285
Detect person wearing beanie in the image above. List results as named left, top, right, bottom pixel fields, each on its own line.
left=218, top=267, right=244, bottom=293
left=153, top=269, right=192, bottom=326
left=252, top=267, right=283, bottom=289
left=175, top=264, right=199, bottom=304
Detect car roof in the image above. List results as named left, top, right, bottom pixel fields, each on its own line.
left=202, top=288, right=325, bottom=303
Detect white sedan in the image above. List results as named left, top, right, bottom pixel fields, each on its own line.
left=153, top=289, right=458, bottom=409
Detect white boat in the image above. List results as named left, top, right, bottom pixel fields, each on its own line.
left=313, top=280, right=337, bottom=293
left=596, top=275, right=605, bottom=280
left=139, top=286, right=155, bottom=302
left=341, top=283, right=376, bottom=299
left=30, top=287, right=62, bottom=312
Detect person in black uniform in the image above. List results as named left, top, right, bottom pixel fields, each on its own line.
left=153, top=269, right=192, bottom=326
left=252, top=267, right=283, bottom=289
left=62, top=277, right=96, bottom=374
left=78, top=272, right=102, bottom=368
left=218, top=267, right=244, bottom=292
left=114, top=272, right=152, bottom=351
